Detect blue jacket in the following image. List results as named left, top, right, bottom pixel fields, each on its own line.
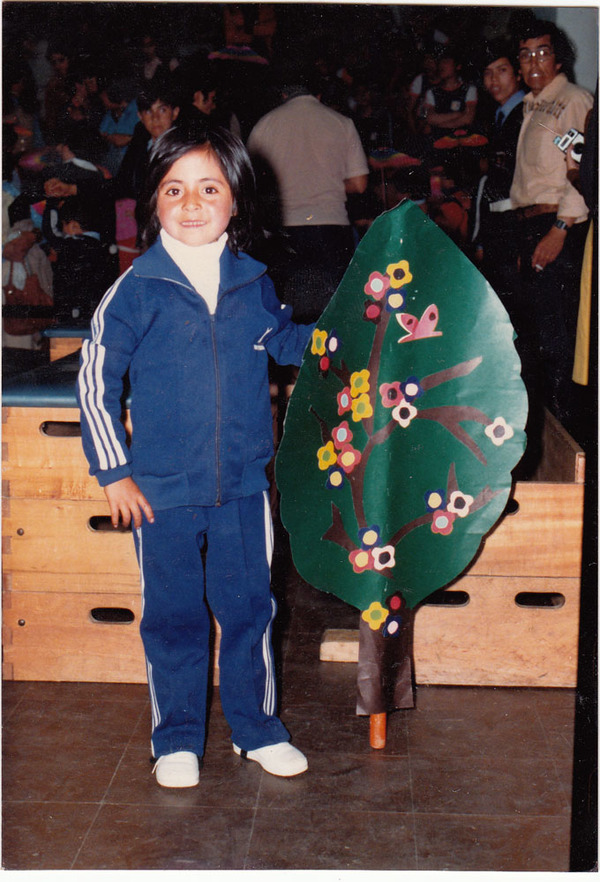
left=77, top=238, right=313, bottom=510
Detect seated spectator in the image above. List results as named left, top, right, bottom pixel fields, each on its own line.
left=99, top=79, right=139, bottom=176
left=42, top=195, right=117, bottom=324
left=43, top=39, right=73, bottom=144
left=422, top=47, right=478, bottom=138
left=115, top=75, right=180, bottom=242
left=2, top=218, right=53, bottom=361
left=406, top=46, right=441, bottom=134
left=9, top=123, right=117, bottom=261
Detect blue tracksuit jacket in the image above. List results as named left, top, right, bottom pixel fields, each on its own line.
left=77, top=238, right=313, bottom=509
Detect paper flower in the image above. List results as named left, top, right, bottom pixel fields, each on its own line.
left=382, top=615, right=403, bottom=637
left=364, top=271, right=390, bottom=300
left=380, top=381, right=403, bottom=408
left=359, top=525, right=381, bottom=548
left=332, top=421, right=353, bottom=448
left=392, top=399, right=417, bottom=427
left=350, top=369, right=370, bottom=398
left=351, top=549, right=375, bottom=574
left=385, top=290, right=406, bottom=312
left=424, top=489, right=446, bottom=511
left=485, top=416, right=514, bottom=446
left=400, top=376, right=424, bottom=402
left=386, top=260, right=413, bottom=289
left=311, top=328, right=328, bottom=356
left=361, top=601, right=389, bottom=629
left=351, top=393, right=374, bottom=422
left=431, top=509, right=456, bottom=535
left=326, top=466, right=346, bottom=490
left=319, top=355, right=330, bottom=373
left=326, top=330, right=341, bottom=355
left=372, top=545, right=396, bottom=571
left=317, top=441, right=337, bottom=471
left=447, top=490, right=474, bottom=518
left=337, top=444, right=362, bottom=474
left=337, top=387, right=353, bottom=415
left=363, top=300, right=383, bottom=323
left=386, top=592, right=405, bottom=613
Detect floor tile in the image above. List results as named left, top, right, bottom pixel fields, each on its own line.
left=410, top=753, right=570, bottom=817
left=413, top=811, right=570, bottom=871
left=246, top=807, right=417, bottom=870
left=2, top=801, right=99, bottom=870
left=257, top=750, right=413, bottom=814
left=72, top=803, right=255, bottom=869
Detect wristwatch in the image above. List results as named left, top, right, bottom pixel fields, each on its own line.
left=554, top=219, right=569, bottom=231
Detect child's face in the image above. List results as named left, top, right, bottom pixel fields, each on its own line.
left=139, top=99, right=180, bottom=140
left=156, top=148, right=235, bottom=247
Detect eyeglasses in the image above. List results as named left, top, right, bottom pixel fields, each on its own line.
left=518, top=46, right=555, bottom=63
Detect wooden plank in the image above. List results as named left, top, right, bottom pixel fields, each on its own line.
left=467, top=482, right=584, bottom=578
left=319, top=574, right=580, bottom=687
left=7, top=570, right=141, bottom=595
left=3, top=591, right=222, bottom=684
left=3, top=498, right=139, bottom=575
left=49, top=338, right=83, bottom=362
left=532, top=408, right=585, bottom=484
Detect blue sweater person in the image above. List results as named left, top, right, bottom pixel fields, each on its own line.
left=77, top=126, right=312, bottom=786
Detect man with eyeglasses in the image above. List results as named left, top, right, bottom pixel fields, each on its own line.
left=509, top=19, right=592, bottom=455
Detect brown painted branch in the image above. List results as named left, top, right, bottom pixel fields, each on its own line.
left=420, top=355, right=483, bottom=392
left=416, top=406, right=490, bottom=465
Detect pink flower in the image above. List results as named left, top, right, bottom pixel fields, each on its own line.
left=431, top=509, right=456, bottom=535
left=332, top=421, right=353, bottom=448
left=337, top=387, right=353, bottom=415
left=364, top=271, right=390, bottom=300
left=379, top=381, right=403, bottom=408
left=337, top=444, right=362, bottom=474
left=349, top=548, right=374, bottom=574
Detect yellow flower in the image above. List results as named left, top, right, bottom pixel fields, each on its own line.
left=361, top=601, right=389, bottom=631
left=350, top=369, right=370, bottom=397
left=351, top=393, right=373, bottom=422
left=311, top=329, right=328, bottom=356
left=386, top=260, right=413, bottom=289
left=317, top=440, right=337, bottom=471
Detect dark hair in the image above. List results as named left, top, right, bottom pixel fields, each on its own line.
left=516, top=19, right=575, bottom=74
left=481, top=38, right=519, bottom=73
left=136, top=74, right=179, bottom=112
left=139, top=122, right=257, bottom=253
left=59, top=196, right=93, bottom=231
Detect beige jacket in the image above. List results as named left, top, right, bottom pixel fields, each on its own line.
left=510, top=73, right=593, bottom=222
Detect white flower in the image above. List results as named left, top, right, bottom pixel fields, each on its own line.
left=447, top=490, right=474, bottom=518
left=485, top=416, right=514, bottom=446
left=372, top=546, right=396, bottom=571
left=392, top=398, right=417, bottom=428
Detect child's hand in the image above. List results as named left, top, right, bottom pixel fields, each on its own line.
left=104, top=477, right=155, bottom=530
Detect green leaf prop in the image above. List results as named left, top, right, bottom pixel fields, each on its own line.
left=276, top=200, right=528, bottom=625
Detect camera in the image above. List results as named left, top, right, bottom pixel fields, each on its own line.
left=553, top=128, right=585, bottom=163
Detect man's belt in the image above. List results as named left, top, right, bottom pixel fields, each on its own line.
left=515, top=203, right=559, bottom=220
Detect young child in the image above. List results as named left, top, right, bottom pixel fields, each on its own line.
left=42, top=196, right=117, bottom=324
left=77, top=124, right=312, bottom=787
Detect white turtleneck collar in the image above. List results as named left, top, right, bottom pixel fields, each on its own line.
left=160, top=228, right=228, bottom=314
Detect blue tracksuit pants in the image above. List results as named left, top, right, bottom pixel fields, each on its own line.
left=133, top=491, right=290, bottom=758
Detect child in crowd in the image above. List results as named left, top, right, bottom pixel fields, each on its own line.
left=42, top=195, right=117, bottom=324
left=77, top=124, right=312, bottom=787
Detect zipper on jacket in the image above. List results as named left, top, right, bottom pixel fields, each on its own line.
left=210, top=314, right=222, bottom=506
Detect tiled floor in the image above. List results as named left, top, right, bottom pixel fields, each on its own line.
left=2, top=544, right=576, bottom=871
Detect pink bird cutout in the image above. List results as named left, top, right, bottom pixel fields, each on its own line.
left=396, top=304, right=443, bottom=343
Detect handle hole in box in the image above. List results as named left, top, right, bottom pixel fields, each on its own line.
left=503, top=497, right=520, bottom=516
left=90, top=607, right=135, bottom=624
left=40, top=421, right=82, bottom=437
left=88, top=515, right=132, bottom=533
left=515, top=591, right=565, bottom=609
left=421, top=589, right=470, bottom=607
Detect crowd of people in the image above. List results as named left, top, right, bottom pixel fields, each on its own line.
left=2, top=4, right=596, bottom=456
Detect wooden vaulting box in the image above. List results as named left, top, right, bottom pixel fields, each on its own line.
left=3, top=356, right=585, bottom=687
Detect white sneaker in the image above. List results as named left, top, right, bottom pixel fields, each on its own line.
left=233, top=742, right=308, bottom=777
left=153, top=751, right=200, bottom=788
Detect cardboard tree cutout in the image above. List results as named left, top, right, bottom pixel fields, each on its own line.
left=276, top=201, right=528, bottom=642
